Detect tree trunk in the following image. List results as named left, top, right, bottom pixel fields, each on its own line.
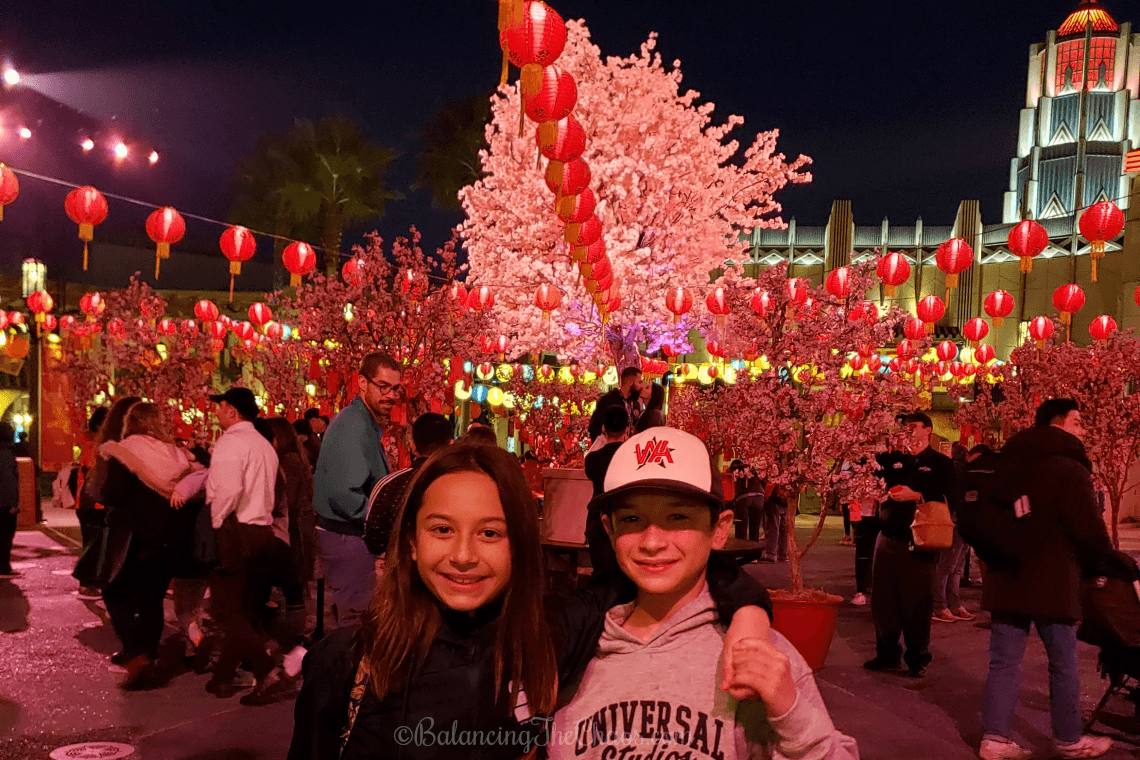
left=786, top=491, right=803, bottom=593
left=605, top=325, right=640, bottom=372
left=1110, top=492, right=1120, bottom=549
left=323, top=203, right=343, bottom=277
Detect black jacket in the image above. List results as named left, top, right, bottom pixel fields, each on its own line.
left=583, top=443, right=623, bottom=498
left=100, top=457, right=192, bottom=548
left=588, top=389, right=634, bottom=441
left=287, top=561, right=770, bottom=760
left=875, top=446, right=956, bottom=545
left=982, top=425, right=1115, bottom=621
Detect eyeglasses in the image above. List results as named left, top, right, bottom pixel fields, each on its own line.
left=364, top=376, right=404, bottom=398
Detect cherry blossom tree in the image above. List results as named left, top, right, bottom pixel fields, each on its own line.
left=460, top=20, right=810, bottom=366
left=503, top=369, right=599, bottom=466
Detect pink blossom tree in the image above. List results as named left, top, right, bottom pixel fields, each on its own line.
left=460, top=20, right=810, bottom=366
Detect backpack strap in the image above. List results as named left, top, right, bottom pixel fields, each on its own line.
left=339, top=657, right=371, bottom=758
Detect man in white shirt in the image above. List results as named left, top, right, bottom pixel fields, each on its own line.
left=204, top=388, right=289, bottom=706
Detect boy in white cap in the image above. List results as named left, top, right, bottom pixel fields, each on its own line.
left=549, top=427, right=858, bottom=760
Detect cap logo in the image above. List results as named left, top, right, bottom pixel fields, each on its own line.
left=635, top=437, right=675, bottom=470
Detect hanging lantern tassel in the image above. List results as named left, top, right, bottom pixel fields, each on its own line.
left=229, top=260, right=242, bottom=302
left=154, top=242, right=170, bottom=280
left=79, top=223, right=94, bottom=270
left=1020, top=257, right=1033, bottom=274
left=883, top=284, right=896, bottom=298
left=518, top=64, right=543, bottom=137
left=926, top=322, right=935, bottom=336
left=1059, top=311, right=1071, bottom=326
left=1091, top=240, right=1104, bottom=283
left=290, top=273, right=302, bottom=288
left=497, top=0, right=523, bottom=86
left=993, top=317, right=1004, bottom=328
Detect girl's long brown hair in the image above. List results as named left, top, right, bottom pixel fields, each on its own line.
left=361, top=443, right=557, bottom=718
left=264, top=417, right=311, bottom=471
left=97, top=396, right=142, bottom=445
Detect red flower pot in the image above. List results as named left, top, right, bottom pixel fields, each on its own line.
left=770, top=593, right=842, bottom=670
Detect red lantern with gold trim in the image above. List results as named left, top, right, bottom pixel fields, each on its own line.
left=557, top=187, right=595, bottom=224
left=916, top=295, right=946, bottom=334
left=1079, top=201, right=1125, bottom=282
left=1052, top=284, right=1085, bottom=326
left=64, top=186, right=108, bottom=270
left=706, top=287, right=730, bottom=327
left=342, top=257, right=363, bottom=287
left=1028, top=316, right=1054, bottom=348
left=1089, top=315, right=1117, bottom=343
left=539, top=113, right=586, bottom=165
left=535, top=283, right=561, bottom=321
left=825, top=266, right=852, bottom=299
left=962, top=317, right=989, bottom=346
left=665, top=287, right=692, bottom=324
left=500, top=0, right=567, bottom=88
left=1007, top=220, right=1049, bottom=274
left=249, top=302, right=274, bottom=327
left=750, top=289, right=771, bottom=318
left=467, top=286, right=495, bottom=312
left=79, top=292, right=105, bottom=320
left=194, top=299, right=219, bottom=323
left=936, top=340, right=958, bottom=362
left=877, top=251, right=910, bottom=297
left=565, top=215, right=602, bottom=248
left=220, top=225, right=256, bottom=301
left=545, top=158, right=590, bottom=206
left=984, top=290, right=1015, bottom=328
left=903, top=317, right=926, bottom=341
left=146, top=206, right=185, bottom=279
left=974, top=344, right=995, bottom=364
left=935, top=238, right=972, bottom=294
left=525, top=65, right=576, bottom=123
left=0, top=166, right=18, bottom=221
left=282, top=241, right=316, bottom=288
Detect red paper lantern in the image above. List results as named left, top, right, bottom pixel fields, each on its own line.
left=467, top=285, right=495, bottom=312
left=106, top=318, right=125, bottom=338
left=1028, top=316, right=1054, bottom=346
left=867, top=355, right=882, bottom=373
left=157, top=318, right=177, bottom=337
left=889, top=356, right=904, bottom=373
left=877, top=251, right=910, bottom=297
left=64, top=186, right=108, bottom=270
left=974, top=344, right=995, bottom=364
left=936, top=340, right=958, bottom=362
left=984, top=290, right=1015, bottom=328
left=59, top=315, right=77, bottom=332
left=1052, top=284, right=1085, bottom=325
left=341, top=257, right=364, bottom=287
left=265, top=322, right=284, bottom=341
left=79, top=292, right=105, bottom=320
left=145, top=206, right=185, bottom=279
left=750, top=289, right=771, bottom=317
left=1079, top=201, right=1125, bottom=282
left=1089, top=315, right=1117, bottom=342
left=494, top=335, right=511, bottom=359
left=220, top=225, right=257, bottom=300
left=962, top=317, right=989, bottom=346
left=896, top=339, right=916, bottom=360
left=27, top=290, right=53, bottom=320
left=706, top=341, right=724, bottom=358
left=525, top=65, right=576, bottom=123
left=848, top=354, right=865, bottom=372
left=448, top=282, right=468, bottom=311
left=40, top=314, right=57, bottom=332
left=539, top=113, right=586, bottom=165
left=825, top=266, right=852, bottom=299
left=0, top=166, right=18, bottom=221
left=194, top=299, right=220, bottom=323
left=282, top=241, right=316, bottom=287
left=545, top=158, right=590, bottom=204
left=501, top=1, right=568, bottom=93
left=210, top=321, right=228, bottom=341
left=182, top=319, right=199, bottom=338
left=705, top=287, right=730, bottom=326
left=234, top=321, right=256, bottom=342
left=935, top=238, right=973, bottom=291
left=556, top=187, right=595, bottom=223
left=903, top=317, right=926, bottom=341
left=249, top=302, right=274, bottom=327
left=535, top=283, right=561, bottom=320
left=949, top=361, right=965, bottom=378
left=787, top=278, right=809, bottom=306
left=1007, top=220, right=1049, bottom=274
left=665, top=287, right=693, bottom=323
left=916, top=295, right=946, bottom=334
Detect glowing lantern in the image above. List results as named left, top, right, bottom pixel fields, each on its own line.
left=157, top=318, right=177, bottom=337
left=1052, top=284, right=1085, bottom=326
left=557, top=187, right=595, bottom=224
left=1079, top=201, right=1125, bottom=282
left=249, top=302, right=274, bottom=327
left=448, top=282, right=468, bottom=311
left=540, top=113, right=586, bottom=170
left=750, top=289, right=771, bottom=317
left=265, top=322, right=284, bottom=341
left=79, top=292, right=105, bottom=320
left=500, top=1, right=568, bottom=96
left=565, top=215, right=602, bottom=248
left=106, top=318, right=125, bottom=339
left=974, top=344, right=995, bottom=364
left=182, top=319, right=199, bottom=338
left=984, top=290, right=1015, bottom=328
left=494, top=334, right=511, bottom=359
left=535, top=283, right=561, bottom=320
left=1089, top=315, right=1117, bottom=342
left=282, top=241, right=316, bottom=287
left=706, top=287, right=730, bottom=326
left=1007, top=220, right=1049, bottom=274
left=706, top=341, right=724, bottom=358
left=665, top=287, right=693, bottom=323
left=1028, top=316, right=1054, bottom=348
left=877, top=251, right=910, bottom=297
left=949, top=361, right=965, bottom=378
left=0, top=165, right=18, bottom=221
left=545, top=158, right=590, bottom=205
left=825, top=266, right=852, bottom=299
left=935, top=238, right=973, bottom=293
left=60, top=315, right=77, bottom=332
left=962, top=317, right=989, bottom=346
left=467, top=286, right=495, bottom=312
left=342, top=257, right=363, bottom=287
left=787, top=278, right=809, bottom=306
left=26, top=290, right=53, bottom=328
left=903, top=317, right=926, bottom=341
left=64, top=186, right=108, bottom=270
left=936, top=340, right=958, bottom=362
left=525, top=64, right=576, bottom=123
left=896, top=339, right=916, bottom=361
left=209, top=321, right=228, bottom=341
left=145, top=206, right=185, bottom=279
left=233, top=321, right=256, bottom=342
left=194, top=299, right=220, bottom=323
left=916, top=295, right=946, bottom=334
left=220, top=225, right=257, bottom=301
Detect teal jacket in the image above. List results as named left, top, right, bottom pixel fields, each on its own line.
left=313, top=397, right=389, bottom=535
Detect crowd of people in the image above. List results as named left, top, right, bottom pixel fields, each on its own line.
left=53, top=353, right=1136, bottom=759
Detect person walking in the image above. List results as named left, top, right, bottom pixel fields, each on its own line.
left=205, top=387, right=289, bottom=705
left=932, top=444, right=975, bottom=623
left=977, top=400, right=1116, bottom=760
left=0, top=423, right=20, bottom=579
left=864, top=412, right=955, bottom=678
left=313, top=352, right=401, bottom=627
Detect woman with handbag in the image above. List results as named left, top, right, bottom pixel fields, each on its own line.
left=97, top=401, right=201, bottom=689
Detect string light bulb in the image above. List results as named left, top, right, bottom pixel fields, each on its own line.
left=17, top=127, right=31, bottom=139
left=113, top=142, right=129, bottom=159
left=148, top=150, right=159, bottom=165
left=3, top=69, right=19, bottom=86
left=81, top=138, right=95, bottom=151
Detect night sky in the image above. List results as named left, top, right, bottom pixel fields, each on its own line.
left=0, top=0, right=1116, bottom=258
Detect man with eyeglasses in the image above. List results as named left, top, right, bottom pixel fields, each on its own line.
left=313, top=351, right=403, bottom=627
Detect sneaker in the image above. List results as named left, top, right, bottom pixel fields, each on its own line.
left=283, top=645, right=308, bottom=678
left=932, top=609, right=958, bottom=623
left=850, top=593, right=868, bottom=606
left=906, top=665, right=926, bottom=678
left=110, top=651, right=131, bottom=666
left=839, top=535, right=854, bottom=546
left=978, top=736, right=1033, bottom=760
left=76, top=587, right=102, bottom=600
left=863, top=657, right=902, bottom=672
left=240, top=667, right=293, bottom=706
left=1055, top=735, right=1112, bottom=758
left=952, top=607, right=976, bottom=621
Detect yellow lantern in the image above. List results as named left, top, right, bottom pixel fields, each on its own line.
left=454, top=380, right=472, bottom=401
left=603, top=367, right=619, bottom=386
left=487, top=387, right=505, bottom=407
left=557, top=366, right=575, bottom=384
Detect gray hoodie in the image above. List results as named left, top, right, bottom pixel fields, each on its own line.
left=547, top=585, right=858, bottom=760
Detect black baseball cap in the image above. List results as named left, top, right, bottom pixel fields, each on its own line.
left=208, top=387, right=260, bottom=420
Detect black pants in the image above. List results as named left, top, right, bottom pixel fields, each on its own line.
left=102, top=543, right=175, bottom=660
left=733, top=495, right=765, bottom=542
left=76, top=508, right=105, bottom=561
left=0, top=510, right=17, bottom=573
left=854, top=516, right=880, bottom=595
left=871, top=534, right=936, bottom=670
left=841, top=504, right=851, bottom=537
left=586, top=505, right=618, bottom=576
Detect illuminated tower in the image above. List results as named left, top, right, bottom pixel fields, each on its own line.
left=1003, top=0, right=1138, bottom=223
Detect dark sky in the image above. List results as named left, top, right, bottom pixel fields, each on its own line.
left=0, top=0, right=1117, bottom=258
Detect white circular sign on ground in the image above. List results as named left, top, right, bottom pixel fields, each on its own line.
left=49, top=743, right=135, bottom=760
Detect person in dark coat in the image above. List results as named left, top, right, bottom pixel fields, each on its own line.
left=977, top=399, right=1116, bottom=760
left=583, top=406, right=630, bottom=576
left=587, top=367, right=642, bottom=442
left=0, top=423, right=20, bottom=578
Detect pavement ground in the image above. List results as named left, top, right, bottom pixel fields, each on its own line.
left=0, top=507, right=1138, bottom=759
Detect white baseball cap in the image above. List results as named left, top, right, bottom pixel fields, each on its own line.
left=591, top=426, right=725, bottom=513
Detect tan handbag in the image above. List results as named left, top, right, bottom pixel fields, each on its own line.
left=911, top=501, right=954, bottom=551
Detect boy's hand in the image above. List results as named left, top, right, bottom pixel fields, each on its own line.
left=726, top=637, right=797, bottom=719
left=721, top=606, right=770, bottom=694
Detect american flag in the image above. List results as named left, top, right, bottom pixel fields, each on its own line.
left=1126, top=149, right=1140, bottom=175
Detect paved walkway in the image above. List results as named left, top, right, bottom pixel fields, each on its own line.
left=0, top=510, right=1137, bottom=759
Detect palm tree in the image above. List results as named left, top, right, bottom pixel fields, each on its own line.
left=412, top=92, right=492, bottom=212
left=232, top=118, right=401, bottom=274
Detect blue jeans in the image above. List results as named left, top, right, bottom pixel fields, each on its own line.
left=981, top=613, right=1082, bottom=744
left=316, top=529, right=375, bottom=628
left=933, top=528, right=968, bottom=610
